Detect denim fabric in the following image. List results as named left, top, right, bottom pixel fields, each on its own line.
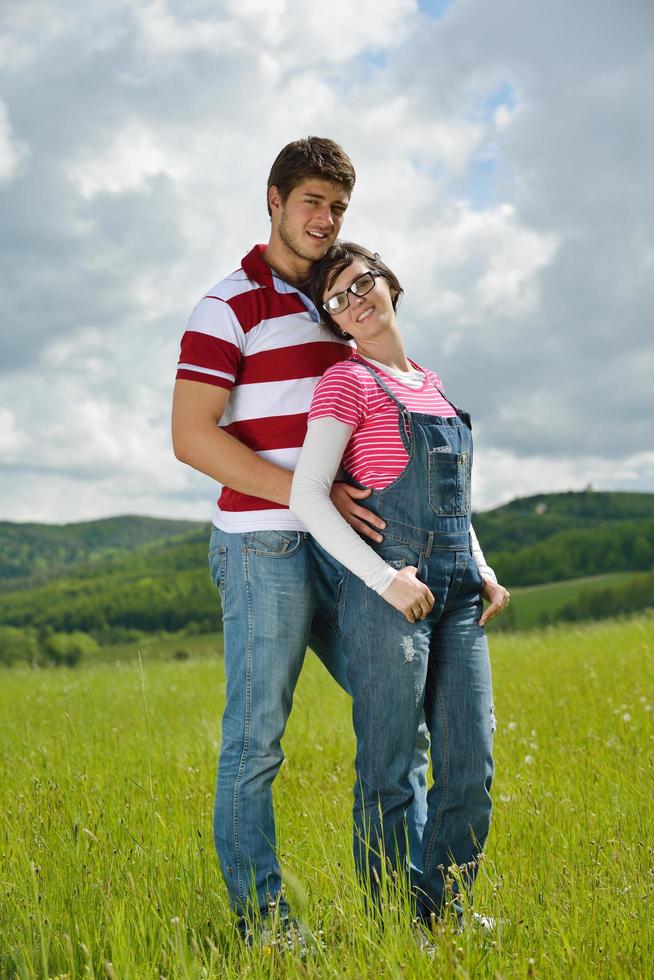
left=339, top=359, right=494, bottom=919
left=208, top=525, right=429, bottom=922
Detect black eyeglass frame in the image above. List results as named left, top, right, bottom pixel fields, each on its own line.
left=322, top=271, right=385, bottom=315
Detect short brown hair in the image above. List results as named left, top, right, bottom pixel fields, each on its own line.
left=266, top=137, right=356, bottom=216
left=309, top=242, right=403, bottom=339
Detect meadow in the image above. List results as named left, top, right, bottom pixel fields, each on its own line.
left=499, top=571, right=638, bottom=630
left=1, top=615, right=653, bottom=978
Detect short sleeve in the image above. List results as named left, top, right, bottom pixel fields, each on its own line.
left=176, top=296, right=245, bottom=391
left=424, top=368, right=444, bottom=391
left=308, top=362, right=369, bottom=428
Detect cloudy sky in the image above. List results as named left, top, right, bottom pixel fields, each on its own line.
left=1, top=0, right=652, bottom=524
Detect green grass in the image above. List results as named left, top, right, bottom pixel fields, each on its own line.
left=94, top=631, right=225, bottom=665
left=1, top=615, right=653, bottom=977
left=502, top=571, right=638, bottom=630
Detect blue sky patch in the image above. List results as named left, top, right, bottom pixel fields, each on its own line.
left=481, top=81, right=516, bottom=120
left=466, top=156, right=497, bottom=209
left=418, top=0, right=455, bottom=18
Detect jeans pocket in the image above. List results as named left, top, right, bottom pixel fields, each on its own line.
left=428, top=450, right=471, bottom=516
left=208, top=544, right=228, bottom=605
left=245, top=529, right=305, bottom=558
left=334, top=570, right=349, bottom=631
left=472, top=557, right=484, bottom=593
left=376, top=542, right=422, bottom=575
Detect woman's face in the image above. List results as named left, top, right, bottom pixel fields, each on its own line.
left=323, top=258, right=397, bottom=344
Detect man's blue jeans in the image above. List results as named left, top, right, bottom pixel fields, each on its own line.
left=208, top=526, right=429, bottom=922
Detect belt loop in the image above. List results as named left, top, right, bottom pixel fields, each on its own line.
left=425, top=531, right=433, bottom=558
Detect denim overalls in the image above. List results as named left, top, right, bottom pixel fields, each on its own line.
left=339, top=358, right=495, bottom=919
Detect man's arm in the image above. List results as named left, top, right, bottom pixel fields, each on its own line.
left=172, top=379, right=293, bottom=504
left=171, top=378, right=386, bottom=540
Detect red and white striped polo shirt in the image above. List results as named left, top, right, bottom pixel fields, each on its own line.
left=308, top=355, right=457, bottom=489
left=176, top=244, right=352, bottom=531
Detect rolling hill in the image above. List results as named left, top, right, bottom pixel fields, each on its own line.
left=0, top=492, right=652, bottom=651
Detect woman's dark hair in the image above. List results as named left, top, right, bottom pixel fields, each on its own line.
left=266, top=137, right=356, bottom=217
left=309, top=242, right=403, bottom=339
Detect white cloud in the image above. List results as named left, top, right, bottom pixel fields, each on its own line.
left=494, top=103, right=514, bottom=131
left=472, top=206, right=558, bottom=316
left=0, top=0, right=652, bottom=522
left=136, top=0, right=415, bottom=65
left=0, top=407, right=26, bottom=455
left=136, top=0, right=242, bottom=55
left=70, top=121, right=180, bottom=198
left=0, top=99, right=28, bottom=183
left=473, top=449, right=654, bottom=512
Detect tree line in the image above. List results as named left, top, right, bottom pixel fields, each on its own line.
left=0, top=626, right=100, bottom=668
left=490, top=519, right=654, bottom=586
left=545, top=568, right=654, bottom=626
left=1, top=493, right=653, bottom=665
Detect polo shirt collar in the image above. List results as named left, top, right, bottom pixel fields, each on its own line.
left=241, top=244, right=320, bottom=323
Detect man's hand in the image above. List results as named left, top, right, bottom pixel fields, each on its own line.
left=330, top=482, right=386, bottom=543
left=382, top=566, right=435, bottom=623
left=479, top=578, right=511, bottom=626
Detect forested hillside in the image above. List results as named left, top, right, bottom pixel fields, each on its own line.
left=473, top=490, right=654, bottom=586
left=0, top=515, right=205, bottom=586
left=1, top=492, right=652, bottom=663
left=472, top=490, right=654, bottom=554
left=0, top=533, right=213, bottom=640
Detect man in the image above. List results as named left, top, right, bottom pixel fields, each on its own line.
left=172, top=137, right=427, bottom=941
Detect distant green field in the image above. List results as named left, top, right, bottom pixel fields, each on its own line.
left=96, top=630, right=225, bottom=664
left=93, top=570, right=649, bottom=663
left=2, top=615, right=652, bottom=977
left=3, top=492, right=653, bottom=645
left=497, top=570, right=639, bottom=631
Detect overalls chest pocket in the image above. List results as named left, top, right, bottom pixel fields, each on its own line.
left=427, top=449, right=471, bottom=517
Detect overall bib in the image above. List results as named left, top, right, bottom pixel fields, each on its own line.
left=339, top=359, right=495, bottom=919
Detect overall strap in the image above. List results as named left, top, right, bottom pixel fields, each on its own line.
left=348, top=356, right=413, bottom=453
left=433, top=383, right=472, bottom=431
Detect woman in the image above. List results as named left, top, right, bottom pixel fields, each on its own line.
left=290, top=243, right=510, bottom=928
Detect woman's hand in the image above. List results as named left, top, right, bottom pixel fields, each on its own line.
left=479, top=578, right=511, bottom=626
left=381, top=567, right=435, bottom=623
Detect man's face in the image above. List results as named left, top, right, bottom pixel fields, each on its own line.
left=271, top=178, right=350, bottom=265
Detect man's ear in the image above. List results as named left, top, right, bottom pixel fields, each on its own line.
left=268, top=185, right=282, bottom=214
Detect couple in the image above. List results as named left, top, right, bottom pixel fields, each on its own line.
left=172, top=137, right=509, bottom=944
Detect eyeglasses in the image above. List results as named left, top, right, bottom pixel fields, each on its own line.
left=323, top=271, right=384, bottom=316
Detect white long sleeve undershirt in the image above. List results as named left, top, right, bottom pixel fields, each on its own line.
left=291, top=412, right=497, bottom=596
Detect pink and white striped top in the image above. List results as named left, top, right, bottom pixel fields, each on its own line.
left=308, top=355, right=457, bottom=489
